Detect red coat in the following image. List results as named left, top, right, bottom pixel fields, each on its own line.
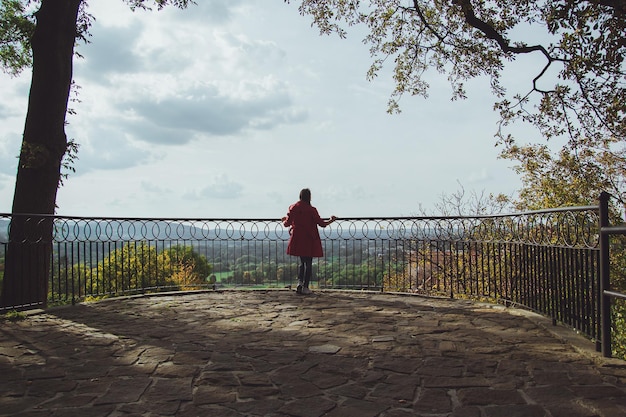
left=283, top=201, right=327, bottom=257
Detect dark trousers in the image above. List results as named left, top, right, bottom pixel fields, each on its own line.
left=298, top=256, right=313, bottom=287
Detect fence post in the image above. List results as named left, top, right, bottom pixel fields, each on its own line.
left=599, top=191, right=612, bottom=357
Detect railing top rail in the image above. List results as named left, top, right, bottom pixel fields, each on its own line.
left=601, top=226, right=626, bottom=235
left=0, top=204, right=600, bottom=222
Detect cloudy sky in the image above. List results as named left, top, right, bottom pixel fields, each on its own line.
left=0, top=0, right=542, bottom=219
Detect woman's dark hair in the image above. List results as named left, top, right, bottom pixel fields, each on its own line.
left=299, top=188, right=311, bottom=203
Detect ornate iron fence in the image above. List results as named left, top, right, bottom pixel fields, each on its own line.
left=0, top=204, right=615, bottom=354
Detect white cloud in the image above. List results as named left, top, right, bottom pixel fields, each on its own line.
left=184, top=174, right=244, bottom=200
left=116, top=81, right=301, bottom=144
left=76, top=25, right=144, bottom=79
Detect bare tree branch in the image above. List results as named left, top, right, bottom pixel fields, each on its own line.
left=452, top=0, right=555, bottom=59
left=591, top=0, right=626, bottom=14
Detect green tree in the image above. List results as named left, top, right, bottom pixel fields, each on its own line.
left=0, top=0, right=34, bottom=73
left=502, top=141, right=625, bottom=210
left=95, top=242, right=159, bottom=295
left=90, top=242, right=212, bottom=296
left=157, top=245, right=212, bottom=289
left=0, top=0, right=194, bottom=309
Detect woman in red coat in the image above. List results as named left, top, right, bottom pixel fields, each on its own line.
left=282, top=188, right=337, bottom=294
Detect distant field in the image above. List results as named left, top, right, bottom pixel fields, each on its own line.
left=212, top=271, right=232, bottom=282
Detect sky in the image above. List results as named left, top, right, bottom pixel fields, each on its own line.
left=0, top=0, right=544, bottom=219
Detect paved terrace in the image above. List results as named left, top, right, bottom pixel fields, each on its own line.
left=1, top=290, right=626, bottom=417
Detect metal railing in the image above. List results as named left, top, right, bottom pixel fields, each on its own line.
left=599, top=191, right=626, bottom=357
left=1, top=203, right=622, bottom=356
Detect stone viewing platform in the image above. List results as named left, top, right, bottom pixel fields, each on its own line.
left=1, top=290, right=626, bottom=416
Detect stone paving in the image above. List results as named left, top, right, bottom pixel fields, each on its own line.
left=1, top=289, right=626, bottom=417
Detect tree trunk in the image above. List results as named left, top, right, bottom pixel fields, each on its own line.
left=1, top=0, right=82, bottom=309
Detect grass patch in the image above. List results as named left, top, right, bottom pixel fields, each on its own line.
left=212, top=271, right=233, bottom=282
left=1, top=310, right=26, bottom=322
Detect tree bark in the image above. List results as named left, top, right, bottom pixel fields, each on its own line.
left=1, top=0, right=82, bottom=309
